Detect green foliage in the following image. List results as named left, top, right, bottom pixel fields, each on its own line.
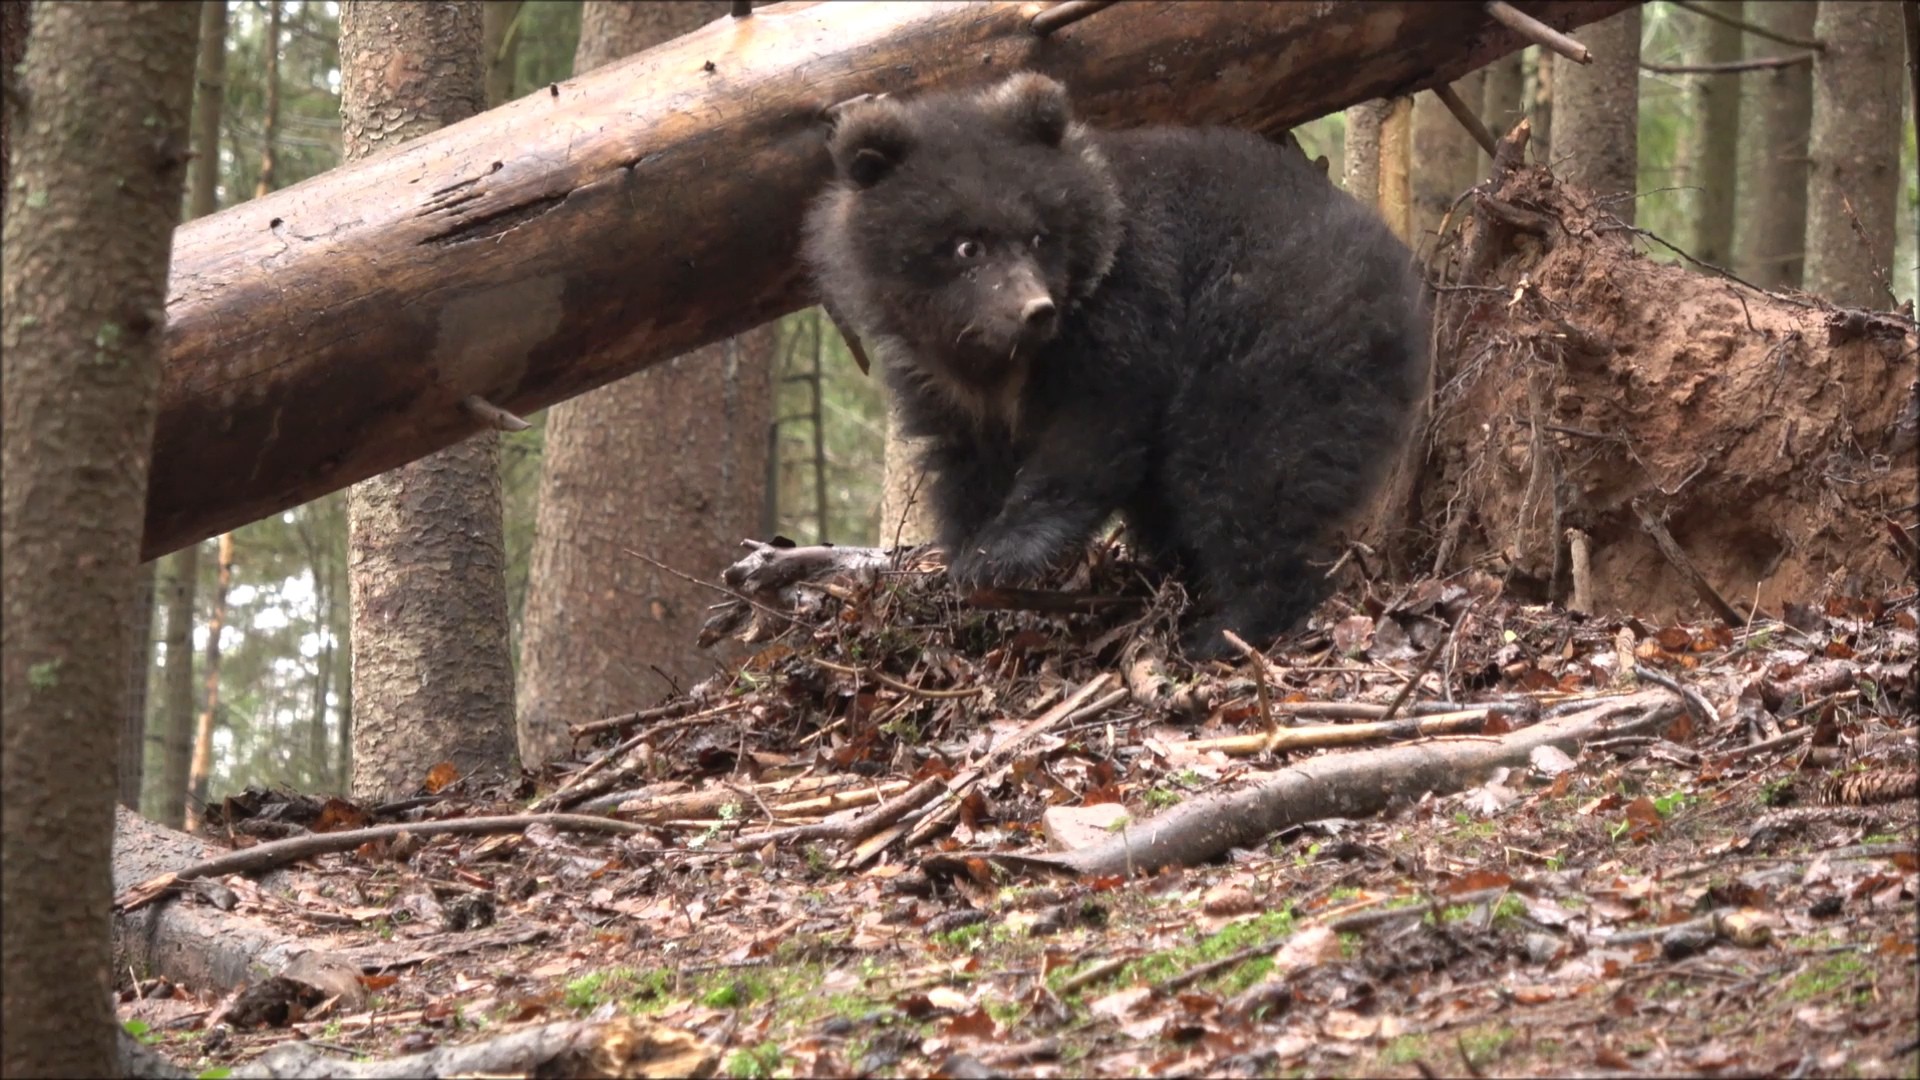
left=121, top=1020, right=158, bottom=1045
left=723, top=1042, right=783, bottom=1079
left=219, top=0, right=344, bottom=202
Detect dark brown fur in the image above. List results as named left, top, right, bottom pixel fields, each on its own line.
left=803, top=74, right=1428, bottom=658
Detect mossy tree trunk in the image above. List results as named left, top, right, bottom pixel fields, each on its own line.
left=0, top=3, right=198, bottom=1074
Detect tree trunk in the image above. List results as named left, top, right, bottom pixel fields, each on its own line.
left=153, top=0, right=228, bottom=829
left=333, top=613, right=353, bottom=790
left=185, top=532, right=233, bottom=829
left=189, top=0, right=225, bottom=219
left=1804, top=0, right=1904, bottom=308
left=878, top=414, right=941, bottom=548
left=0, top=3, right=198, bottom=1075
left=1678, top=1, right=1741, bottom=266
left=1553, top=6, right=1639, bottom=222
left=1342, top=99, right=1389, bottom=207
left=517, top=0, right=775, bottom=769
left=1411, top=72, right=1487, bottom=246
left=154, top=544, right=199, bottom=828
left=253, top=0, right=280, bottom=199
left=1379, top=95, right=1416, bottom=246
left=483, top=0, right=524, bottom=107
left=1527, top=47, right=1554, bottom=164
left=120, top=566, right=156, bottom=810
left=1483, top=51, right=1526, bottom=140
left=1734, top=0, right=1815, bottom=288
left=132, top=0, right=1637, bottom=562
left=341, top=0, right=520, bottom=802
left=307, top=534, right=334, bottom=792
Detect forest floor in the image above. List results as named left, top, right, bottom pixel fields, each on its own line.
left=120, top=543, right=1918, bottom=1079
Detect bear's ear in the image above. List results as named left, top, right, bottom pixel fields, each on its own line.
left=989, top=72, right=1071, bottom=148
left=827, top=98, right=915, bottom=188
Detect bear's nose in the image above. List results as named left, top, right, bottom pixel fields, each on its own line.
left=1021, top=297, right=1058, bottom=332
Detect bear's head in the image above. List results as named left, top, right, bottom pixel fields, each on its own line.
left=803, top=73, right=1123, bottom=406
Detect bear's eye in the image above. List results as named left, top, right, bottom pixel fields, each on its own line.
left=954, top=239, right=983, bottom=260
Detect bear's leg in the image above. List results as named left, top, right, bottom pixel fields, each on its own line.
left=1177, top=553, right=1330, bottom=660
left=918, top=437, right=1016, bottom=556
left=948, top=404, right=1150, bottom=589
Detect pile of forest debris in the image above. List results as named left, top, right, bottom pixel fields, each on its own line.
left=512, top=538, right=1917, bottom=877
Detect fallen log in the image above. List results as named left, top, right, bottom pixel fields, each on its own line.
left=927, top=689, right=1680, bottom=880
left=145, top=0, right=1635, bottom=558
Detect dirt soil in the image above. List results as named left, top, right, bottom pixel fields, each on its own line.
left=118, top=541, right=1918, bottom=1078
left=1384, top=130, right=1917, bottom=623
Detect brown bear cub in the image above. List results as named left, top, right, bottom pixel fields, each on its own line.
left=802, top=73, right=1428, bottom=659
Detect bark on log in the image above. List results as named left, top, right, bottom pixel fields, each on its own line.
left=145, top=0, right=1635, bottom=559
left=110, top=808, right=410, bottom=1002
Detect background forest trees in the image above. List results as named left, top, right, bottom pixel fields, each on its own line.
left=120, top=0, right=1917, bottom=821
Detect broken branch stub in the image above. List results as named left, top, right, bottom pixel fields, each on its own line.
left=143, top=0, right=1634, bottom=559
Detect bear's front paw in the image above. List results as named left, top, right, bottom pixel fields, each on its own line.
left=946, top=530, right=1060, bottom=591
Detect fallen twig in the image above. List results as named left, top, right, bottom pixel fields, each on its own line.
left=1632, top=662, right=1723, bottom=729
left=1379, top=602, right=1473, bottom=725
left=1634, top=500, right=1762, bottom=627
left=1180, top=707, right=1495, bottom=757
left=931, top=690, right=1678, bottom=880
left=903, top=676, right=1122, bottom=848
left=733, top=675, right=1116, bottom=851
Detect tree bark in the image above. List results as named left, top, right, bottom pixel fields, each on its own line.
left=154, top=544, right=199, bottom=828
left=305, top=525, right=335, bottom=792
left=1804, top=0, right=1904, bottom=308
left=1553, top=6, right=1640, bottom=222
left=340, top=0, right=520, bottom=802
left=132, top=0, right=1637, bottom=562
left=517, top=0, right=774, bottom=769
left=185, top=532, right=232, bottom=830
left=1678, top=0, right=1741, bottom=266
left=878, top=415, right=941, bottom=548
left=1342, top=99, right=1389, bottom=208
left=0, top=3, right=198, bottom=1075
left=1733, top=0, right=1815, bottom=288
left=1379, top=95, right=1416, bottom=246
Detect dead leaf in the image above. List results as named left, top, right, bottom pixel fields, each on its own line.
left=1270, top=925, right=1341, bottom=974
left=1088, top=985, right=1155, bottom=1020
left=423, top=762, right=461, bottom=794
